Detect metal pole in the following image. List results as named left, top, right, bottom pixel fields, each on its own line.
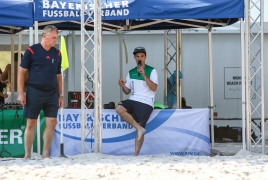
left=119, top=33, right=123, bottom=101
left=208, top=26, right=214, bottom=147
left=175, top=30, right=181, bottom=108
left=244, top=0, right=250, bottom=151
left=29, top=26, right=33, bottom=155
left=94, top=0, right=102, bottom=153
left=72, top=31, right=76, bottom=90
left=80, top=0, right=85, bottom=154
left=34, top=21, right=41, bottom=155
left=99, top=21, right=103, bottom=153
left=260, top=0, right=265, bottom=154
left=10, top=33, right=14, bottom=103
left=164, top=30, right=168, bottom=106
left=18, top=32, right=22, bottom=75
left=240, top=19, right=246, bottom=150
left=29, top=27, right=33, bottom=46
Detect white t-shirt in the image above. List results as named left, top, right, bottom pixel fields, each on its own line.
left=125, top=64, right=158, bottom=107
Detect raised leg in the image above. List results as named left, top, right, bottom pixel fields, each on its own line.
left=116, top=105, right=145, bottom=141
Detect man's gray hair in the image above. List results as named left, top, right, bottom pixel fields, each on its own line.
left=42, top=25, right=58, bottom=36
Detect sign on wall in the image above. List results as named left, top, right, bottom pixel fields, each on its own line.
left=224, top=67, right=256, bottom=99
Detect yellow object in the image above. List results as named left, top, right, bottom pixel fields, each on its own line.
left=60, top=36, right=69, bottom=71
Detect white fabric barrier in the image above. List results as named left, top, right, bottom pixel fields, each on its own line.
left=51, top=109, right=210, bottom=156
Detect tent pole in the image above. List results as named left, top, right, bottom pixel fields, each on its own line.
left=119, top=33, right=123, bottom=101
left=18, top=32, right=22, bottom=66
left=208, top=26, right=214, bottom=147
left=175, top=30, right=182, bottom=108
left=29, top=27, right=33, bottom=46
left=34, top=21, right=41, bottom=155
left=29, top=27, right=33, bottom=156
left=93, top=0, right=102, bottom=153
left=71, top=31, right=76, bottom=91
left=240, top=19, right=246, bottom=150
left=11, top=33, right=14, bottom=103
left=244, top=0, right=250, bottom=151
left=164, top=30, right=168, bottom=106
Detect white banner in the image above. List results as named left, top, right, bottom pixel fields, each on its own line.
left=51, top=109, right=210, bottom=156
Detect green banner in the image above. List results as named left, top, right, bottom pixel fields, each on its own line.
left=0, top=109, right=45, bottom=158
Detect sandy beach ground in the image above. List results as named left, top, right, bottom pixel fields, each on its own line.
left=0, top=150, right=268, bottom=180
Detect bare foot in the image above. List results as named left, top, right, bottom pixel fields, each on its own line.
left=24, top=154, right=31, bottom=159
left=42, top=156, right=52, bottom=159
left=137, top=127, right=146, bottom=141
left=42, top=150, right=50, bottom=159
left=42, top=155, right=51, bottom=159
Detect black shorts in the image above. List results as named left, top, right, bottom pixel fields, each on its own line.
left=118, top=99, right=153, bottom=128
left=23, top=86, right=58, bottom=119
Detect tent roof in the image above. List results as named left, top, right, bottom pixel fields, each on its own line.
left=35, top=0, right=244, bottom=31
left=0, top=0, right=33, bottom=34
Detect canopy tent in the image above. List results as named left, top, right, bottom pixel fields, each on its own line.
left=31, top=0, right=245, bottom=154
left=34, top=0, right=244, bottom=31
left=0, top=0, right=33, bottom=34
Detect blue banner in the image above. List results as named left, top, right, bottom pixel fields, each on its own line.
left=34, top=0, right=244, bottom=21
left=51, top=109, right=210, bottom=156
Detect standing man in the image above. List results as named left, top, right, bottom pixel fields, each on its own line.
left=116, top=47, right=158, bottom=156
left=17, top=25, right=64, bottom=159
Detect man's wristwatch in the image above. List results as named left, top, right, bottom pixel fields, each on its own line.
left=59, top=94, right=63, bottom=97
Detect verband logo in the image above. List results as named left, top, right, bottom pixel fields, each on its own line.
left=55, top=110, right=176, bottom=143
left=41, top=0, right=130, bottom=18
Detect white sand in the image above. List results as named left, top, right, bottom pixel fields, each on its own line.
left=0, top=150, right=268, bottom=180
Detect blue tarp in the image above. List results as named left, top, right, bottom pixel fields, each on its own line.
left=0, top=0, right=244, bottom=31
left=34, top=0, right=244, bottom=30
left=0, top=0, right=33, bottom=27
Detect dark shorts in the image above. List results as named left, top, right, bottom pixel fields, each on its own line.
left=118, top=99, right=153, bottom=128
left=23, top=86, right=58, bottom=119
